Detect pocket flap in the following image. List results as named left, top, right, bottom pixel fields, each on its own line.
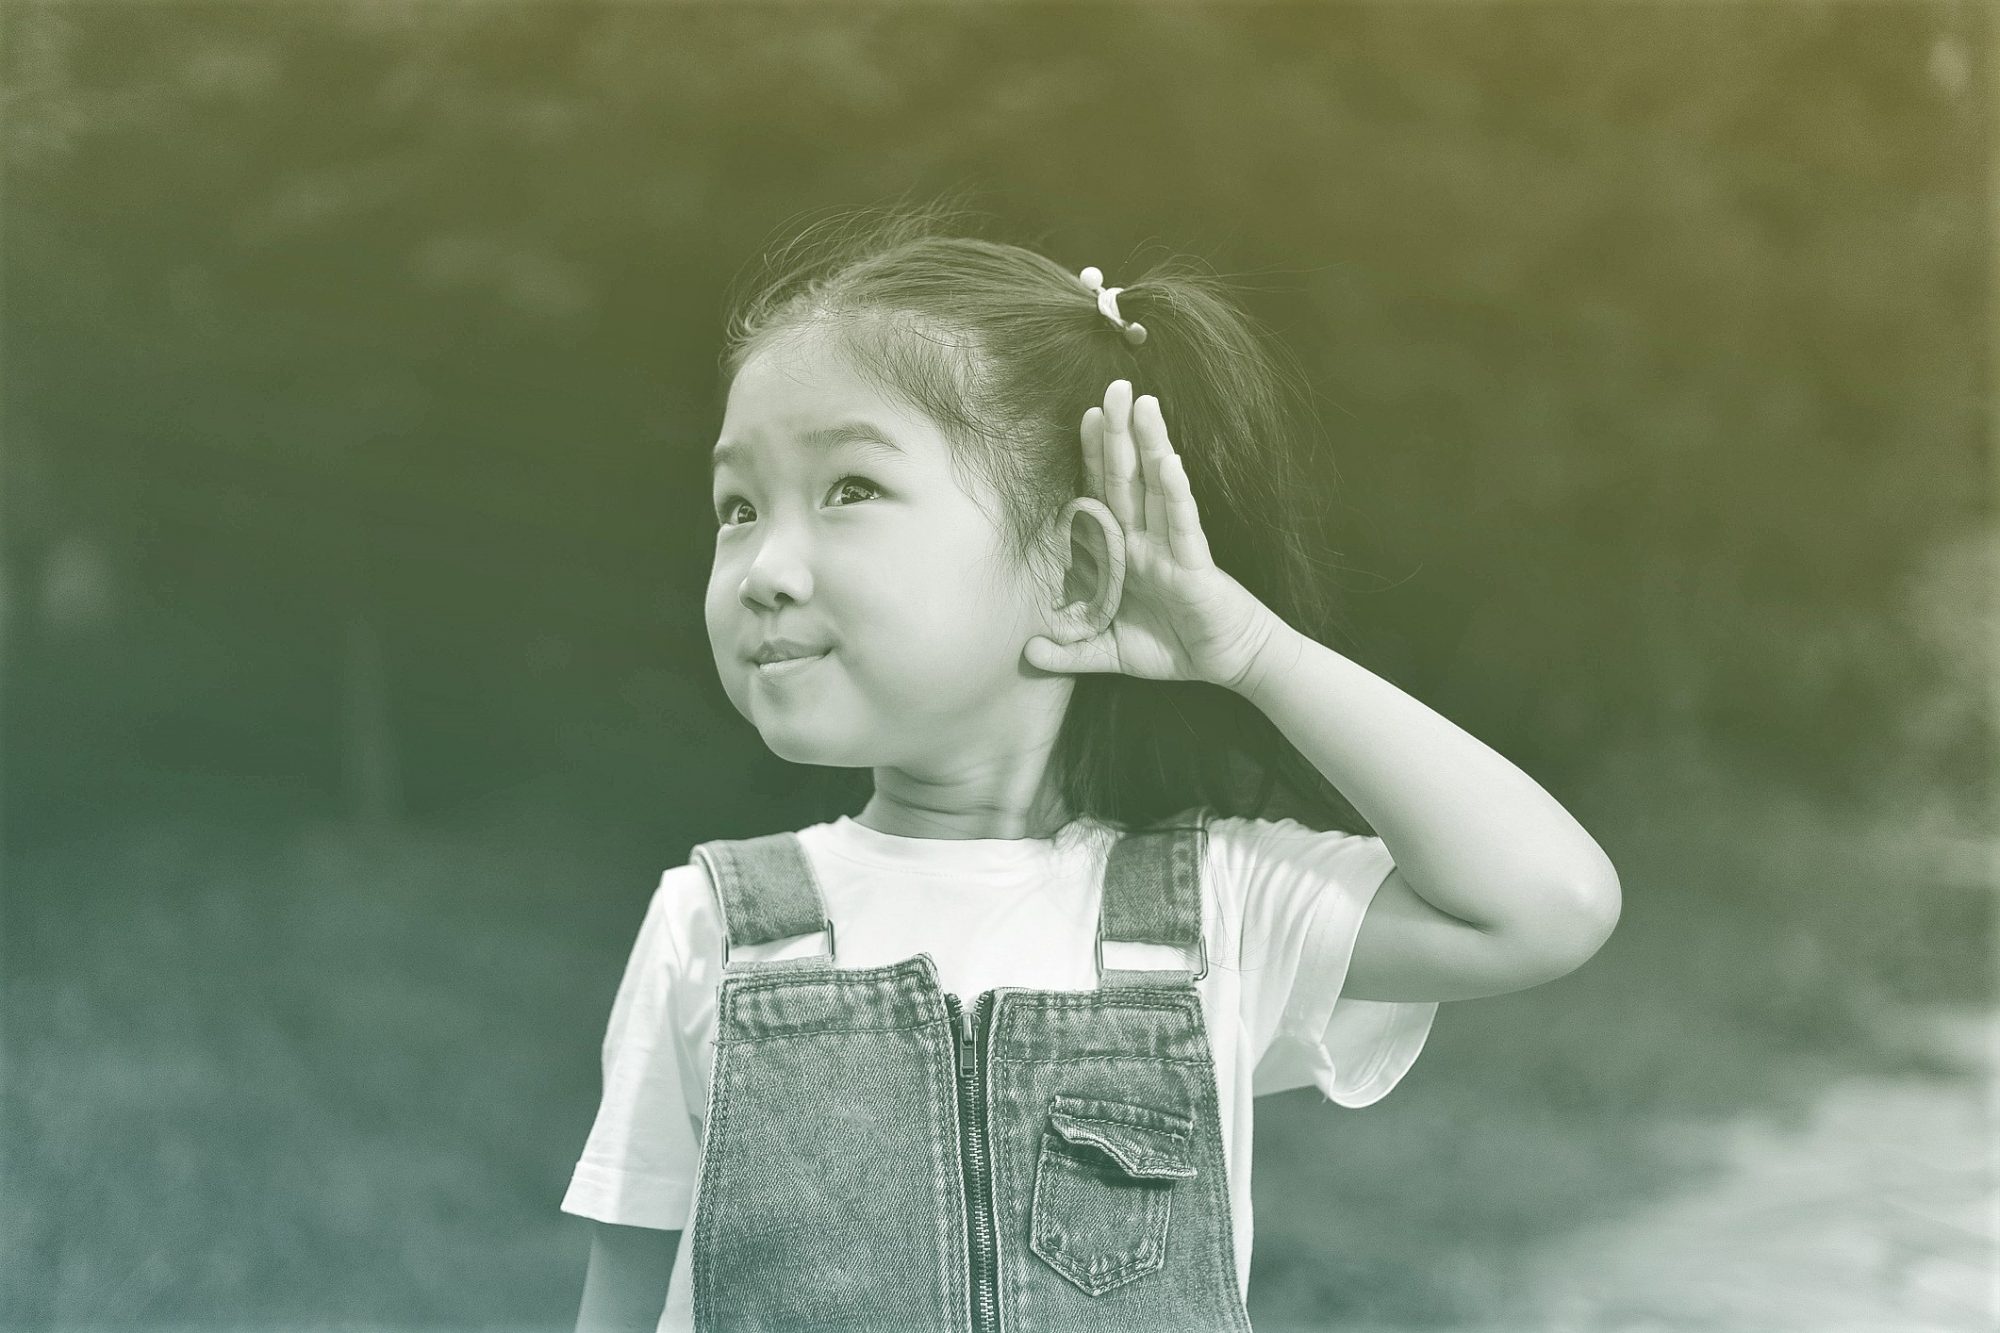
left=1045, top=1094, right=1197, bottom=1180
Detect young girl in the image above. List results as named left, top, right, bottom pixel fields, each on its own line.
left=563, top=202, right=1621, bottom=1333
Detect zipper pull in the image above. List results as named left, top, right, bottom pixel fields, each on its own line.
left=958, top=1008, right=975, bottom=1079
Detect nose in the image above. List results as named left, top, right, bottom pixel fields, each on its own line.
left=736, top=522, right=814, bottom=611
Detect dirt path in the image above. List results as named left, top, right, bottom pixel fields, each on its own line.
left=1514, top=1006, right=1997, bottom=1332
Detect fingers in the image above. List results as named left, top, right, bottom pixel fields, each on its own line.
left=1134, top=393, right=1213, bottom=570
left=1099, top=380, right=1140, bottom=533
left=1080, top=406, right=1105, bottom=504
left=1134, top=394, right=1168, bottom=538
left=1159, top=448, right=1213, bottom=569
left=1090, top=381, right=1209, bottom=567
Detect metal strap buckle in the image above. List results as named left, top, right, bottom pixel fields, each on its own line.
left=722, top=919, right=836, bottom=968
left=1094, top=924, right=1209, bottom=981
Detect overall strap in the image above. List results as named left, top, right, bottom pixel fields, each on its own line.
left=1097, top=807, right=1210, bottom=989
left=689, top=831, right=836, bottom=975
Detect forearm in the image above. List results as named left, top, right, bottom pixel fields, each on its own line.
left=1233, top=618, right=1619, bottom=937
left=576, top=1223, right=678, bottom=1333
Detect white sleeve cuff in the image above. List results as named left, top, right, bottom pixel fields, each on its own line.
left=1276, top=851, right=1438, bottom=1107
left=560, top=1162, right=693, bottom=1232
left=1313, top=993, right=1439, bottom=1106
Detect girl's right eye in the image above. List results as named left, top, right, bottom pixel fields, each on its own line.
left=714, top=476, right=881, bottom=528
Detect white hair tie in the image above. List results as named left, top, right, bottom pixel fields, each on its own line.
left=1078, top=266, right=1148, bottom=346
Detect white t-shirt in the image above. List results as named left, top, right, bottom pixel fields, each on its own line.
left=562, top=812, right=1439, bottom=1331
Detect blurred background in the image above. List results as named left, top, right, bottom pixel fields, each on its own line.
left=2, top=2, right=1993, bottom=1330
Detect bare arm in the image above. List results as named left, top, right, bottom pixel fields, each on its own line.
left=1234, top=622, right=1622, bottom=1001
left=575, top=1221, right=679, bottom=1333
left=1062, top=382, right=1619, bottom=1003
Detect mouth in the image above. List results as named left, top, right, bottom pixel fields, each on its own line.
left=753, top=649, right=830, bottom=677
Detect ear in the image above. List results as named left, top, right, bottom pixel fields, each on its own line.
left=1043, top=497, right=1126, bottom=641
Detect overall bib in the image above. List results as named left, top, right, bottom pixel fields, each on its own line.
left=684, top=813, right=1254, bottom=1333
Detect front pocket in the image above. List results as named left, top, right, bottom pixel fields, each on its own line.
left=1028, top=1093, right=1198, bottom=1295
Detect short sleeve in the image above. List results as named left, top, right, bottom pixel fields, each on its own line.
left=1219, top=818, right=1439, bottom=1106
left=560, top=873, right=702, bottom=1230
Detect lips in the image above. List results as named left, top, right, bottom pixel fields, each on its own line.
left=754, top=652, right=826, bottom=682
left=750, top=637, right=830, bottom=665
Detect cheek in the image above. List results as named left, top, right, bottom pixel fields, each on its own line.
left=892, top=586, right=1032, bottom=671
left=703, top=575, right=744, bottom=666
left=702, top=581, right=727, bottom=641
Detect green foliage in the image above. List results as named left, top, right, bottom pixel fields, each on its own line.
left=4, top=1, right=1987, bottom=816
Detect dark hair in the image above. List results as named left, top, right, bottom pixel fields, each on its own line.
left=718, top=193, right=1373, bottom=837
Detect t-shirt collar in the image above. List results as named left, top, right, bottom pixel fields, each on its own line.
left=816, top=813, right=1109, bottom=873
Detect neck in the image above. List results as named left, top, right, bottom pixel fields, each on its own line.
left=854, top=794, right=1075, bottom=841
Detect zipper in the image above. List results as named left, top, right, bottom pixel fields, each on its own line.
left=945, top=989, right=999, bottom=1333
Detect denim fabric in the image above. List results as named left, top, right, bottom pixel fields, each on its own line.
left=686, top=811, right=1253, bottom=1332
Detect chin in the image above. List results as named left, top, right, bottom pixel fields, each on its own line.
left=753, top=721, right=871, bottom=768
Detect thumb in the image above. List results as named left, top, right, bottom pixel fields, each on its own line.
left=1024, top=636, right=1072, bottom=673
left=1025, top=634, right=1117, bottom=675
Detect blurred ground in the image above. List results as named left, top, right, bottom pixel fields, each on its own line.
left=4, top=745, right=1991, bottom=1332
left=1522, top=1033, right=1994, bottom=1332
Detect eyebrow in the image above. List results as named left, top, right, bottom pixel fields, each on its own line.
left=710, top=423, right=908, bottom=475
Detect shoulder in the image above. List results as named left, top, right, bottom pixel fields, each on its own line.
left=1199, top=815, right=1395, bottom=923
left=594, top=860, right=726, bottom=1017
left=655, top=858, right=715, bottom=904
left=619, top=860, right=721, bottom=976
left=1202, top=814, right=1391, bottom=879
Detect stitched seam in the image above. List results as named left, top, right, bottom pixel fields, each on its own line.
left=1044, top=1138, right=1189, bottom=1176
left=689, top=1022, right=730, bottom=1330
left=1335, top=1002, right=1426, bottom=1096
left=719, top=963, right=930, bottom=996
left=1182, top=1015, right=1253, bottom=1328
left=917, top=1017, right=958, bottom=1328
left=1343, top=1028, right=1396, bottom=1092
left=1030, top=1142, right=1171, bottom=1291
left=1053, top=1090, right=1186, bottom=1107
left=716, top=1020, right=937, bottom=1047
left=1052, top=1106, right=1194, bottom=1135
left=1006, top=996, right=1192, bottom=1013
left=994, top=1053, right=1208, bottom=1067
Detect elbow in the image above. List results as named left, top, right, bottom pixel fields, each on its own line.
left=1544, top=871, right=1623, bottom=974
left=1467, top=871, right=1624, bottom=998
left=1492, top=870, right=1621, bottom=988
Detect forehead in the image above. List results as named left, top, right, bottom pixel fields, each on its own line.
left=712, top=333, right=941, bottom=475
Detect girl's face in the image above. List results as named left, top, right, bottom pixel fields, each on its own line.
left=705, top=330, right=1063, bottom=771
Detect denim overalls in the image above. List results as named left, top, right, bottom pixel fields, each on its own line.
left=684, top=813, right=1254, bottom=1333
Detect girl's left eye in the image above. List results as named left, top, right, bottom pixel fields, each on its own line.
left=830, top=476, right=881, bottom=505
left=713, top=476, right=882, bottom=526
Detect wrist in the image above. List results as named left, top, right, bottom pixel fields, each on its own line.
left=1219, top=615, right=1303, bottom=700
